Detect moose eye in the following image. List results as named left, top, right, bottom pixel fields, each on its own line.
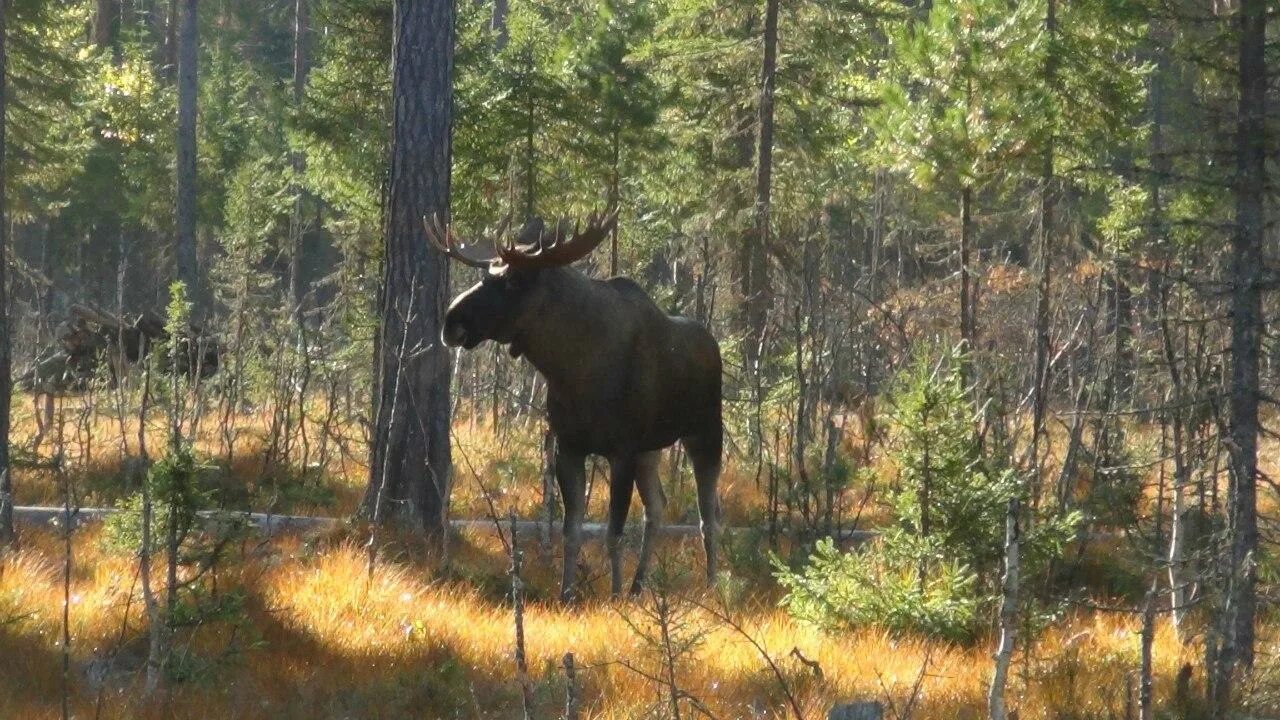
left=497, top=270, right=533, bottom=293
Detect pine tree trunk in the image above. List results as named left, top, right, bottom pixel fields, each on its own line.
left=1030, top=0, right=1056, bottom=500
left=288, top=0, right=310, bottom=318
left=363, top=0, right=456, bottom=543
left=174, top=0, right=199, bottom=312
left=1139, top=581, right=1156, bottom=720
left=164, top=0, right=177, bottom=77
left=1161, top=286, right=1191, bottom=634
left=491, top=0, right=508, bottom=51
left=959, top=186, right=974, bottom=355
left=1217, top=0, right=1265, bottom=702
left=1148, top=23, right=1189, bottom=636
left=0, top=0, right=11, bottom=545
left=94, top=0, right=117, bottom=49
left=743, top=0, right=778, bottom=373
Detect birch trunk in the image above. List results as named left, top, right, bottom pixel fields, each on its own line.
left=988, top=498, right=1020, bottom=720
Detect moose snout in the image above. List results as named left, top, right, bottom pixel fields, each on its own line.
left=443, top=313, right=485, bottom=350
left=442, top=316, right=470, bottom=348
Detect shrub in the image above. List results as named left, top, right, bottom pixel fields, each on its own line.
left=775, top=347, right=1078, bottom=642
left=776, top=535, right=980, bottom=643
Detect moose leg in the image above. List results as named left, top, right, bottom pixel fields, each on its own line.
left=32, top=393, right=52, bottom=451
left=606, top=454, right=637, bottom=596
left=555, top=446, right=588, bottom=603
left=630, top=450, right=664, bottom=595
left=683, top=433, right=722, bottom=586
left=31, top=395, right=44, bottom=450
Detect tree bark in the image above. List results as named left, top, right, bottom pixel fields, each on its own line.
left=1160, top=284, right=1191, bottom=635
left=1217, top=0, right=1265, bottom=702
left=988, top=498, right=1019, bottom=720
left=742, top=0, right=778, bottom=372
left=94, top=0, right=118, bottom=49
left=0, top=0, right=11, bottom=545
left=288, top=0, right=311, bottom=318
left=1029, top=0, right=1055, bottom=501
left=1139, top=581, right=1156, bottom=720
left=959, top=185, right=975, bottom=356
left=164, top=0, right=177, bottom=78
left=491, top=0, right=508, bottom=52
left=1148, top=23, right=1190, bottom=636
left=363, top=0, right=455, bottom=543
left=174, top=0, right=200, bottom=312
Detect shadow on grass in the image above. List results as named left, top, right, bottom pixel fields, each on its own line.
left=0, top=618, right=73, bottom=712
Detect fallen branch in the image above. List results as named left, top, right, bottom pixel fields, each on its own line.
left=12, top=505, right=880, bottom=543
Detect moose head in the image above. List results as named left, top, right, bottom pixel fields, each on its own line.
left=428, top=211, right=618, bottom=358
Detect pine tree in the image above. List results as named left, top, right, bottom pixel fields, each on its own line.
left=871, top=0, right=1045, bottom=362
left=0, top=0, right=11, bottom=545
left=364, top=0, right=456, bottom=541
left=174, top=0, right=200, bottom=311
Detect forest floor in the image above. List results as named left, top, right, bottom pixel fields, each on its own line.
left=0, top=401, right=1265, bottom=718
left=0, top=523, right=1207, bottom=719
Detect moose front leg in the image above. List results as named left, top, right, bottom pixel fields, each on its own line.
left=32, top=393, right=53, bottom=452
left=606, top=454, right=638, bottom=596
left=555, top=446, right=588, bottom=603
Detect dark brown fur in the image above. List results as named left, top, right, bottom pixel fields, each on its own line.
left=444, top=265, right=722, bottom=600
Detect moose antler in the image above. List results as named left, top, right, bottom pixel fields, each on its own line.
left=498, top=210, right=619, bottom=269
left=423, top=214, right=507, bottom=268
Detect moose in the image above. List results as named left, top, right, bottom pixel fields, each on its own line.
left=18, top=304, right=221, bottom=449
left=429, top=211, right=722, bottom=601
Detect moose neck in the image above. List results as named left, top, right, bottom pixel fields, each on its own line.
left=511, top=268, right=610, bottom=393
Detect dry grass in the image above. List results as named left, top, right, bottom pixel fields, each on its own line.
left=5, top=396, right=1276, bottom=718
left=6, top=396, right=889, bottom=531
left=0, top=523, right=1210, bottom=720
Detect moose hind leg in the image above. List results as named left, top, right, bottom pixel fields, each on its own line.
left=630, top=451, right=664, bottom=595
left=606, top=454, right=638, bottom=596
left=555, top=447, right=588, bottom=603
left=32, top=394, right=52, bottom=451
left=682, top=433, right=721, bottom=586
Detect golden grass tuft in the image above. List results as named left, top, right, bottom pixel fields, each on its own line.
left=0, top=523, right=1218, bottom=719
left=3, top=400, right=1275, bottom=717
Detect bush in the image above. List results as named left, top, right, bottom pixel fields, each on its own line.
left=776, top=535, right=980, bottom=643
left=102, top=444, right=247, bottom=558
left=775, top=347, right=1078, bottom=642
left=885, top=349, right=1016, bottom=581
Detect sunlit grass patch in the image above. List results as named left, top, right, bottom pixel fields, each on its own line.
left=0, top=522, right=1243, bottom=719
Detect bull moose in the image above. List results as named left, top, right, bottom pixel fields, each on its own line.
left=428, top=211, right=722, bottom=601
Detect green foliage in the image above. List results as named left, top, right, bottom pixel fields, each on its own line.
left=777, top=348, right=1078, bottom=641
left=166, top=281, right=192, bottom=343
left=299, top=0, right=388, bottom=225
left=776, top=536, right=980, bottom=643
left=7, top=0, right=91, bottom=219
left=886, top=349, right=1016, bottom=578
left=88, top=46, right=177, bottom=230
left=890, top=350, right=1078, bottom=580
left=101, top=443, right=229, bottom=555
left=870, top=0, right=1045, bottom=196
